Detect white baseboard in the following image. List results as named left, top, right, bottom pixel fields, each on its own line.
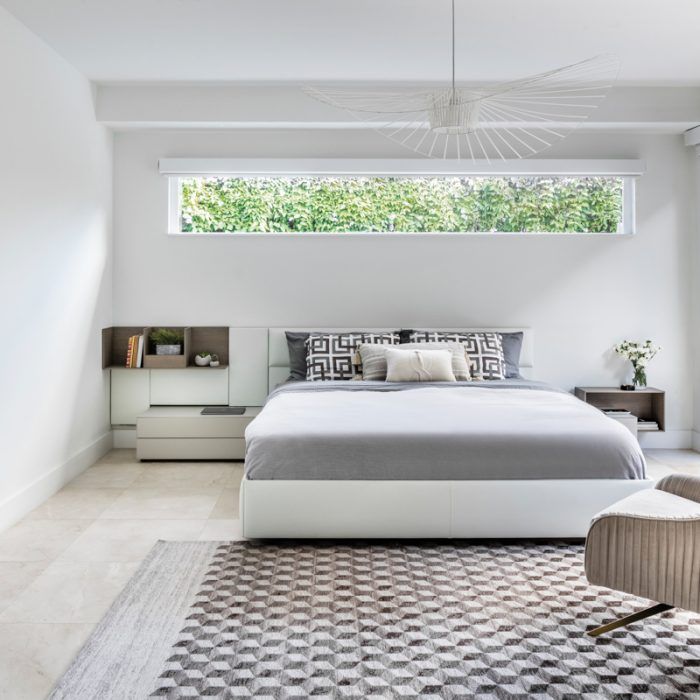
left=693, top=431, right=700, bottom=452
left=0, top=431, right=113, bottom=533
left=638, top=429, right=692, bottom=449
left=113, top=427, right=136, bottom=448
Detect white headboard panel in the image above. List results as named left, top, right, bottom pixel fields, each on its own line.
left=229, top=327, right=534, bottom=406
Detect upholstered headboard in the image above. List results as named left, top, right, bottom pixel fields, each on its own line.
left=228, top=327, right=534, bottom=407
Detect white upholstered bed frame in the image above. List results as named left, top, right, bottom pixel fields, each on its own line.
left=236, top=327, right=653, bottom=539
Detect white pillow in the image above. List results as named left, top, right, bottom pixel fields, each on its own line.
left=358, top=341, right=471, bottom=381
left=400, top=342, right=471, bottom=381
left=385, top=347, right=456, bottom=382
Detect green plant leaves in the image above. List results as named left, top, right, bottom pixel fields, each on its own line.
left=180, top=176, right=623, bottom=234
left=149, top=328, right=184, bottom=345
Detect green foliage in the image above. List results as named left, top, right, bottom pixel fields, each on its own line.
left=149, top=328, right=184, bottom=346
left=180, top=176, right=623, bottom=234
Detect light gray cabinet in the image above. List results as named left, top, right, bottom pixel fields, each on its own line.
left=150, top=369, right=229, bottom=406
left=110, top=369, right=150, bottom=425
left=110, top=368, right=230, bottom=425
left=136, top=406, right=260, bottom=460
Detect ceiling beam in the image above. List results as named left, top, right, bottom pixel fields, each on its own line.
left=96, top=84, right=700, bottom=133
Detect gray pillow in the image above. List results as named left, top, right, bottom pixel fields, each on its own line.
left=500, top=332, right=524, bottom=379
left=284, top=332, right=310, bottom=381
left=400, top=330, right=524, bottom=379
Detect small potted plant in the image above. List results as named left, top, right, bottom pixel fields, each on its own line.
left=209, top=353, right=220, bottom=368
left=195, top=351, right=212, bottom=366
left=149, top=328, right=184, bottom=356
left=614, top=339, right=661, bottom=390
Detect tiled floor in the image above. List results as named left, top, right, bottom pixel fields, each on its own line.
left=0, top=450, right=243, bottom=700
left=0, top=448, right=697, bottom=699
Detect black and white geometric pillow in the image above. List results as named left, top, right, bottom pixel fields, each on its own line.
left=306, top=333, right=399, bottom=381
left=407, top=331, right=506, bottom=380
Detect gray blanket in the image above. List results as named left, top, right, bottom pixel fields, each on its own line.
left=244, top=380, right=646, bottom=481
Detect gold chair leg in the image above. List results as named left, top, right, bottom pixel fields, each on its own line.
left=587, top=602, right=674, bottom=637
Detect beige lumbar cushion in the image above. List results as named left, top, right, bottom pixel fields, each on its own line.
left=358, top=341, right=471, bottom=381
left=384, top=347, right=456, bottom=382
left=399, top=342, right=471, bottom=381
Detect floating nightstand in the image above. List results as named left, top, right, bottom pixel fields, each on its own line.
left=574, top=386, right=665, bottom=434
left=136, top=406, right=260, bottom=461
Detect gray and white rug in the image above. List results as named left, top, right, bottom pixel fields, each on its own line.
left=50, top=541, right=700, bottom=699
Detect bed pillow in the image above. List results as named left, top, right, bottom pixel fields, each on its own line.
left=286, top=331, right=400, bottom=381
left=359, top=341, right=472, bottom=381
left=306, top=332, right=399, bottom=381
left=402, top=342, right=472, bottom=381
left=405, top=330, right=507, bottom=380
left=385, top=347, right=456, bottom=383
left=285, top=332, right=310, bottom=381
left=499, top=332, right=524, bottom=379
left=354, top=343, right=389, bottom=381
left=401, top=330, right=522, bottom=378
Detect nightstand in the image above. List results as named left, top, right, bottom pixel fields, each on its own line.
left=574, top=387, right=665, bottom=435
left=136, top=406, right=261, bottom=460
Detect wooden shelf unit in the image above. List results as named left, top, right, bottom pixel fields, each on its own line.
left=102, top=326, right=229, bottom=370
left=574, top=386, right=665, bottom=432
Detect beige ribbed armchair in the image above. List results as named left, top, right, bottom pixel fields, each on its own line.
left=585, top=474, right=700, bottom=636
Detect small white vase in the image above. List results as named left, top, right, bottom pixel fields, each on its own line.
left=195, top=354, right=211, bottom=366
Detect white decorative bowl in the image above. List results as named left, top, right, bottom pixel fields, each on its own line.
left=195, top=354, right=211, bottom=366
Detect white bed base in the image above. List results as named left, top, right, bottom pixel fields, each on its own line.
left=238, top=326, right=651, bottom=540
left=240, top=477, right=653, bottom=539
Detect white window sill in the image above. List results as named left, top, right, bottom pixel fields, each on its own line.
left=167, top=231, right=634, bottom=238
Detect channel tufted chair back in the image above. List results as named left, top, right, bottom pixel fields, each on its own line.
left=584, top=474, right=700, bottom=636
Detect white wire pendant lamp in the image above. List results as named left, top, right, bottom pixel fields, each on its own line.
left=303, top=1, right=619, bottom=160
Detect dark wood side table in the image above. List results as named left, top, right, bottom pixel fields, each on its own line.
left=574, top=387, right=665, bottom=433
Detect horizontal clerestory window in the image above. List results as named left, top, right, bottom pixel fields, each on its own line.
left=160, top=159, right=642, bottom=235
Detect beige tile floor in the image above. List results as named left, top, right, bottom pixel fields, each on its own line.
left=0, top=448, right=696, bottom=700
left=0, top=449, right=244, bottom=700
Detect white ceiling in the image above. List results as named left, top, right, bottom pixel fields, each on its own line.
left=2, top=0, right=700, bottom=85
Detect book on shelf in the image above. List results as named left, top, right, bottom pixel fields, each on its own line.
left=125, top=334, right=143, bottom=368
left=602, top=409, right=632, bottom=416
left=637, top=420, right=659, bottom=431
left=125, top=335, right=134, bottom=368
left=136, top=335, right=144, bottom=368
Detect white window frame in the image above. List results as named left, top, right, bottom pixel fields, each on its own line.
left=161, top=158, right=644, bottom=236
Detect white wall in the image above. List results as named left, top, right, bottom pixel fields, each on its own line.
left=0, top=7, right=113, bottom=529
left=688, top=133, right=700, bottom=448
left=113, top=129, right=695, bottom=446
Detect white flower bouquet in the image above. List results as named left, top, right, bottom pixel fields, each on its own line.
left=614, top=339, right=660, bottom=388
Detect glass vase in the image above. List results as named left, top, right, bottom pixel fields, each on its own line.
left=633, top=365, right=647, bottom=388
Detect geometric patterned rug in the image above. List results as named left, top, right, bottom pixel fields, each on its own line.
left=49, top=541, right=700, bottom=699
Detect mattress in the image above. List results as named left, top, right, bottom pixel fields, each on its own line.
left=244, top=380, right=647, bottom=481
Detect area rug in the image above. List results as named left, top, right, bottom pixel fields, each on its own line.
left=49, top=541, right=700, bottom=699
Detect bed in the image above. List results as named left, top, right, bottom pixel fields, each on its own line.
left=239, top=328, right=652, bottom=539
